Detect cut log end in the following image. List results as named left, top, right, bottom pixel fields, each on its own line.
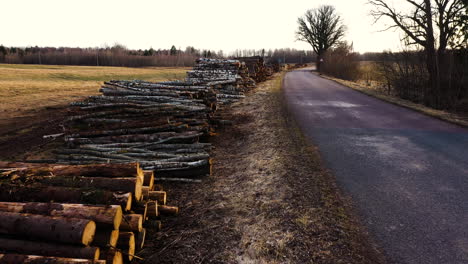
left=82, top=221, right=97, bottom=246
left=114, top=206, right=123, bottom=230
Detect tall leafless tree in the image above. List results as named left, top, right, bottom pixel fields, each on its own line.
left=296, top=5, right=346, bottom=72
left=369, top=0, right=467, bottom=107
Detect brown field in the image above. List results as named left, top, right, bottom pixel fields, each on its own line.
left=0, top=64, right=189, bottom=160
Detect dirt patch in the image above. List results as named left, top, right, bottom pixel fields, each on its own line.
left=0, top=106, right=66, bottom=161
left=139, top=74, right=385, bottom=263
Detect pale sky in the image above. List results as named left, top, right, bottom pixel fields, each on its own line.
left=0, top=0, right=408, bottom=53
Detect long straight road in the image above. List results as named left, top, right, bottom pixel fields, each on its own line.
left=283, top=69, right=468, bottom=264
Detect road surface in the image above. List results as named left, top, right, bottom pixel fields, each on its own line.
left=283, top=69, right=468, bottom=264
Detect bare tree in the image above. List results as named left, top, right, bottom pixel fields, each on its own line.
left=296, top=5, right=346, bottom=72
left=369, top=0, right=467, bottom=107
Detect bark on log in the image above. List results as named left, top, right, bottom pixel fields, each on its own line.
left=131, top=201, right=148, bottom=221
left=0, top=212, right=96, bottom=246
left=120, top=214, right=143, bottom=232
left=142, top=170, right=154, bottom=189
left=36, top=176, right=143, bottom=201
left=0, top=202, right=122, bottom=230
left=0, top=237, right=99, bottom=260
left=148, top=191, right=167, bottom=205
left=99, top=249, right=123, bottom=264
left=92, top=229, right=119, bottom=248
left=117, top=232, right=135, bottom=261
left=146, top=201, right=159, bottom=219
left=158, top=205, right=179, bottom=216
left=0, top=184, right=132, bottom=211
left=0, top=254, right=106, bottom=264
left=0, top=162, right=142, bottom=179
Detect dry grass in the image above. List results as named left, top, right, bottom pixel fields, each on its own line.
left=0, top=64, right=189, bottom=120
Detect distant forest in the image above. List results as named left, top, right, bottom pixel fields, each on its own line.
left=0, top=44, right=318, bottom=67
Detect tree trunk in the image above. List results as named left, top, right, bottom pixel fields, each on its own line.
left=92, top=229, right=119, bottom=248
left=0, top=254, right=105, bottom=264
left=117, top=232, right=135, bottom=261
left=0, top=184, right=132, bottom=211
left=0, top=212, right=96, bottom=246
left=0, top=237, right=100, bottom=260
left=120, top=214, right=143, bottom=232
left=0, top=202, right=122, bottom=230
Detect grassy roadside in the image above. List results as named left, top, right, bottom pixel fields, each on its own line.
left=320, top=74, right=468, bottom=128
left=139, top=73, right=385, bottom=263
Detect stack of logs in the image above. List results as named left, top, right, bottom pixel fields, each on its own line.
left=55, top=58, right=259, bottom=180
left=235, top=56, right=269, bottom=83
left=0, top=162, right=177, bottom=264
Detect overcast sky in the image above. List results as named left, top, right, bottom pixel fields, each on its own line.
left=1, top=0, right=408, bottom=53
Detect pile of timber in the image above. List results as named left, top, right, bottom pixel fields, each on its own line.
left=0, top=162, right=177, bottom=264
left=235, top=56, right=269, bottom=83
left=53, top=58, right=267, bottom=179
left=186, top=58, right=255, bottom=106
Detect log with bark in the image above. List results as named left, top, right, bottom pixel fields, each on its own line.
left=92, top=229, right=119, bottom=248
left=120, top=214, right=143, bottom=232
left=100, top=249, right=123, bottom=264
left=0, top=202, right=122, bottom=230
left=0, top=162, right=142, bottom=180
left=117, top=232, right=135, bottom=261
left=35, top=176, right=143, bottom=201
left=148, top=191, right=166, bottom=205
left=0, top=237, right=100, bottom=260
left=0, top=184, right=132, bottom=211
left=0, top=212, right=96, bottom=246
left=136, top=228, right=146, bottom=251
left=0, top=254, right=106, bottom=264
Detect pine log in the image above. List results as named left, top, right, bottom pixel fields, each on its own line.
left=120, top=214, right=143, bottom=232
left=136, top=228, right=146, bottom=251
left=0, top=212, right=96, bottom=246
left=0, top=202, right=122, bottom=230
left=0, top=237, right=99, bottom=260
left=131, top=201, right=148, bottom=221
left=92, top=229, right=119, bottom=248
left=158, top=205, right=179, bottom=216
left=0, top=254, right=106, bottom=264
left=117, top=232, right=135, bottom=261
left=36, top=176, right=143, bottom=201
left=148, top=191, right=167, bottom=205
left=142, top=186, right=150, bottom=200
left=0, top=184, right=132, bottom=211
left=142, top=170, right=154, bottom=189
left=100, top=249, right=123, bottom=264
left=146, top=201, right=159, bottom=219
left=0, top=162, right=142, bottom=179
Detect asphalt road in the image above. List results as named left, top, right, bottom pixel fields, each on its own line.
left=283, top=69, right=468, bottom=264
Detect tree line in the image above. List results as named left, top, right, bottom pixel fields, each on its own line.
left=0, top=44, right=315, bottom=67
